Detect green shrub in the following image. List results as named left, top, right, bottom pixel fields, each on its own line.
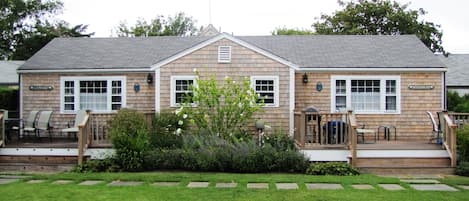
left=264, top=129, right=297, bottom=151
left=306, top=162, right=360, bottom=176
left=72, top=158, right=120, bottom=173
left=109, top=109, right=150, bottom=171
left=456, top=161, right=469, bottom=176
left=0, top=87, right=18, bottom=111
left=457, top=125, right=469, bottom=163
left=144, top=135, right=308, bottom=173
left=149, top=111, right=185, bottom=149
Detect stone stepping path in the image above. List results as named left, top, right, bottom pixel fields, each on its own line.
left=52, top=180, right=73, bottom=185
left=400, top=179, right=440, bottom=184
left=458, top=185, right=469, bottom=190
left=79, top=180, right=104, bottom=186
left=247, top=183, right=269, bottom=189
left=306, top=183, right=343, bottom=190
left=351, top=184, right=374, bottom=190
left=378, top=184, right=405, bottom=191
left=108, top=181, right=143, bottom=186
left=152, top=182, right=180, bottom=187
left=410, top=184, right=458, bottom=191
left=0, top=178, right=19, bottom=185
left=276, top=183, right=299, bottom=190
left=26, top=180, right=46, bottom=184
left=187, top=182, right=209, bottom=188
left=215, top=182, right=237, bottom=188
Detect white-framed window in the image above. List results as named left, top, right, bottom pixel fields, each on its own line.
left=218, top=46, right=231, bottom=63
left=170, top=76, right=196, bottom=107
left=331, top=75, right=400, bottom=114
left=251, top=76, right=279, bottom=107
left=60, top=76, right=126, bottom=113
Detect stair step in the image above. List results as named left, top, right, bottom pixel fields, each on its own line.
left=359, top=167, right=455, bottom=175
left=0, top=162, right=75, bottom=172
left=355, top=157, right=451, bottom=168
left=0, top=155, right=78, bottom=164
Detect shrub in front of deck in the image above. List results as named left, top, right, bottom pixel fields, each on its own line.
left=456, top=161, right=469, bottom=176
left=109, top=109, right=150, bottom=171
left=180, top=73, right=262, bottom=142
left=457, top=125, right=469, bottom=163
left=306, top=162, right=360, bottom=176
left=149, top=111, right=186, bottom=149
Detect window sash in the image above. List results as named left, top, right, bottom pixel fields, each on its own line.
left=251, top=76, right=279, bottom=107
left=61, top=77, right=125, bottom=113
left=171, top=76, right=196, bottom=106
left=332, top=76, right=400, bottom=114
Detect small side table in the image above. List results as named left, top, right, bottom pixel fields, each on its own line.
left=378, top=125, right=397, bottom=141
left=356, top=129, right=376, bottom=143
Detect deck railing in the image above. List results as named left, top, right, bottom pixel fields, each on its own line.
left=449, top=112, right=469, bottom=129
left=293, top=111, right=350, bottom=148
left=442, top=111, right=458, bottom=167
left=0, top=111, right=5, bottom=147
left=346, top=110, right=358, bottom=166
left=77, top=110, right=91, bottom=165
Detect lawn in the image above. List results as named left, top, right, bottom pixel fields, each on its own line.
left=1, top=172, right=468, bottom=201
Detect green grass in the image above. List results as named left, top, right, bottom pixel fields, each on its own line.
left=0, top=172, right=468, bottom=201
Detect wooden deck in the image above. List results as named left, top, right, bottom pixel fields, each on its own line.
left=301, top=140, right=443, bottom=150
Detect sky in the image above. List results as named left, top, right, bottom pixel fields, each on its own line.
left=58, top=0, right=469, bottom=53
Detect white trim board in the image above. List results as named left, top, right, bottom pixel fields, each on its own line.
left=357, top=150, right=450, bottom=158
left=0, top=148, right=115, bottom=160
left=298, top=67, right=446, bottom=72
left=18, top=68, right=152, bottom=73
left=301, top=150, right=350, bottom=162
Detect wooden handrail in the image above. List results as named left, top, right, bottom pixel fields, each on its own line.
left=77, top=110, right=91, bottom=165
left=442, top=112, right=458, bottom=167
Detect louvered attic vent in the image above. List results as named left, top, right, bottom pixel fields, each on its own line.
left=218, top=46, right=231, bottom=63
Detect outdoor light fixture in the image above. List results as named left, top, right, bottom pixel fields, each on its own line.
left=302, top=73, right=308, bottom=84
left=147, top=73, right=153, bottom=84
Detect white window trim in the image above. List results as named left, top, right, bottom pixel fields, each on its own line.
left=330, top=75, right=401, bottom=114
left=170, top=75, right=197, bottom=107
left=251, top=76, right=280, bottom=107
left=218, top=46, right=232, bottom=63
left=59, top=76, right=127, bottom=114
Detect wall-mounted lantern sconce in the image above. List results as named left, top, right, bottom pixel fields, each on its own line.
left=302, top=73, right=308, bottom=84
left=147, top=73, right=153, bottom=84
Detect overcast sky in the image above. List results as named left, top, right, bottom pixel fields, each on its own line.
left=58, top=0, right=469, bottom=53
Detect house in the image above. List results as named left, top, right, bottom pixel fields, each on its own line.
left=3, top=32, right=457, bottom=173
left=439, top=54, right=469, bottom=95
left=0, top=60, right=24, bottom=88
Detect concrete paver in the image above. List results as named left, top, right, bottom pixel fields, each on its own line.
left=351, top=184, right=374, bottom=190
left=378, top=184, right=405, bottom=190
left=52, top=180, right=73, bottom=185
left=187, top=182, right=209, bottom=188
left=410, top=184, right=458, bottom=191
left=276, top=183, right=299, bottom=190
left=79, top=180, right=104, bottom=186
left=400, top=179, right=440, bottom=184
left=215, top=182, right=237, bottom=188
left=0, top=178, right=19, bottom=185
left=152, top=182, right=180, bottom=187
left=108, top=181, right=143, bottom=186
left=306, top=183, right=343, bottom=190
left=26, top=180, right=46, bottom=184
left=247, top=183, right=269, bottom=189
left=458, top=185, right=469, bottom=190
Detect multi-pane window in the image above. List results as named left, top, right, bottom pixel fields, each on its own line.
left=351, top=80, right=380, bottom=112
left=332, top=76, right=400, bottom=114
left=251, top=76, right=279, bottom=107
left=175, top=80, right=194, bottom=104
left=61, top=76, right=126, bottom=113
left=171, top=76, right=196, bottom=106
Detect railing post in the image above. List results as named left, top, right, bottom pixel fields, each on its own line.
left=299, top=112, right=306, bottom=148
left=0, top=111, right=4, bottom=147
left=347, top=110, right=357, bottom=167
left=77, top=110, right=91, bottom=165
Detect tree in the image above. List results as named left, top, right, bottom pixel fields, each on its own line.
left=0, top=0, right=63, bottom=59
left=272, top=27, right=315, bottom=35
left=312, top=0, right=445, bottom=53
left=116, top=12, right=198, bottom=37
left=12, top=21, right=93, bottom=60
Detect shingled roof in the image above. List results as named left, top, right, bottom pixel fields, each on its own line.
left=20, top=34, right=444, bottom=71
left=439, top=54, right=469, bottom=87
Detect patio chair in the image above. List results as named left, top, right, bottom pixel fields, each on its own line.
left=35, top=111, right=53, bottom=141
left=426, top=111, right=442, bottom=144
left=11, top=110, right=39, bottom=141
left=62, top=110, right=87, bottom=139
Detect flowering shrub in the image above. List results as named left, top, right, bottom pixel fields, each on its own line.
left=180, top=72, right=263, bottom=141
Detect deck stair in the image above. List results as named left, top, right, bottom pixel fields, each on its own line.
left=0, top=148, right=83, bottom=172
